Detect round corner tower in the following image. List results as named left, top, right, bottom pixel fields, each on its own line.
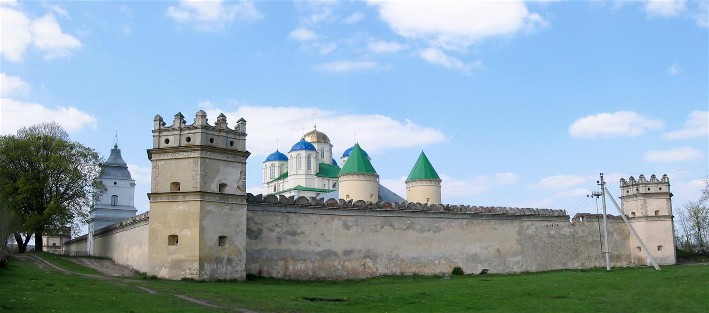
left=338, top=143, right=379, bottom=202
left=620, top=174, right=676, bottom=265
left=146, top=110, right=250, bottom=280
left=405, top=151, right=442, bottom=205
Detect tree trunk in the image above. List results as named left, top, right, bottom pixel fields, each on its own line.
left=34, top=231, right=43, bottom=252
left=13, top=233, right=31, bottom=253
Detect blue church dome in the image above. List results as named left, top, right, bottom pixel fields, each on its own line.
left=264, top=150, right=288, bottom=163
left=342, top=145, right=369, bottom=158
left=331, top=158, right=338, bottom=166
left=289, top=138, right=316, bottom=152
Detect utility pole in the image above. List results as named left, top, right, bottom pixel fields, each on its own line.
left=599, top=173, right=611, bottom=271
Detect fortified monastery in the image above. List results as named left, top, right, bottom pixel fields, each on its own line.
left=66, top=111, right=676, bottom=280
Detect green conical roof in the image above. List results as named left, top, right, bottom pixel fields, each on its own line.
left=406, top=151, right=440, bottom=182
left=339, top=143, right=377, bottom=176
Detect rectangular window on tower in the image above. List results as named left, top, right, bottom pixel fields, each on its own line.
left=111, top=195, right=118, bottom=206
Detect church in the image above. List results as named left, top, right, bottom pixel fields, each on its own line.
left=261, top=127, right=442, bottom=204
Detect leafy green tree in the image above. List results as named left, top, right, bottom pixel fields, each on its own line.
left=0, top=123, right=105, bottom=253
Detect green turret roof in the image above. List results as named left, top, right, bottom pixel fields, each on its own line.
left=406, top=151, right=440, bottom=182
left=339, top=143, right=377, bottom=176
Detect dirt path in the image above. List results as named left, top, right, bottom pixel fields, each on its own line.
left=67, top=257, right=138, bottom=277
left=12, top=254, right=257, bottom=313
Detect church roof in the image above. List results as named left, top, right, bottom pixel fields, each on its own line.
left=406, top=151, right=440, bottom=182
left=100, top=144, right=132, bottom=179
left=316, top=163, right=340, bottom=178
left=339, top=144, right=377, bottom=176
left=289, top=138, right=316, bottom=152
left=264, top=150, right=288, bottom=163
left=342, top=145, right=369, bottom=158
left=303, top=128, right=330, bottom=144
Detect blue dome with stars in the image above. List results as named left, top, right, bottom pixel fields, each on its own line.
left=264, top=150, right=288, bottom=163
left=290, top=138, right=316, bottom=152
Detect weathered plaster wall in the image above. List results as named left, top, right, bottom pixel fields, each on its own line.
left=92, top=213, right=150, bottom=272
left=63, top=236, right=87, bottom=254
left=246, top=205, right=632, bottom=280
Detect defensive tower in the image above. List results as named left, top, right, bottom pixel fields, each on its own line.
left=620, top=174, right=676, bottom=265
left=405, top=151, right=442, bottom=204
left=146, top=110, right=250, bottom=280
left=338, top=143, right=379, bottom=202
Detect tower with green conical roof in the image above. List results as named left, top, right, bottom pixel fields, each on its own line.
left=405, top=151, right=442, bottom=204
left=338, top=143, right=379, bottom=202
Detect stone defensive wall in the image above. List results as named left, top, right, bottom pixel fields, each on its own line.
left=245, top=194, right=632, bottom=280
left=64, top=212, right=150, bottom=272
left=63, top=195, right=634, bottom=279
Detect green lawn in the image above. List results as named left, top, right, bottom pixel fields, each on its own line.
left=1, top=254, right=708, bottom=312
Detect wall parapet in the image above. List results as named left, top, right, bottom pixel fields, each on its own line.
left=93, top=212, right=150, bottom=237
left=246, top=193, right=568, bottom=218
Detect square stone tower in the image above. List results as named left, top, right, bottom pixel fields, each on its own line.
left=620, top=174, right=676, bottom=265
left=146, top=111, right=250, bottom=280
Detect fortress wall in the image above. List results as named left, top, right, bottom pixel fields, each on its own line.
left=92, top=212, right=150, bottom=272
left=245, top=205, right=631, bottom=280
left=63, top=236, right=87, bottom=254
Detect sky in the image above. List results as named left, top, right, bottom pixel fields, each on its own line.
left=1, top=0, right=707, bottom=219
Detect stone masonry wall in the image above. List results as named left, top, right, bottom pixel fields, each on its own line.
left=245, top=195, right=632, bottom=280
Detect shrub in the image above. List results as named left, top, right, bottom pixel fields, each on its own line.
left=451, top=266, right=464, bottom=276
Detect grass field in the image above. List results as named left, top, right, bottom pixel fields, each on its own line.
left=1, top=254, right=707, bottom=312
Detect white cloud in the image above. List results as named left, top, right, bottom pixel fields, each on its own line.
left=0, top=98, right=97, bottom=135
left=662, top=110, right=708, bottom=139
left=343, top=11, right=364, bottom=24
left=0, top=4, right=81, bottom=62
left=367, top=40, right=406, bottom=54
left=378, top=173, right=519, bottom=202
left=644, top=0, right=686, bottom=18
left=127, top=163, right=151, bottom=186
left=644, top=146, right=704, bottom=162
left=695, top=1, right=708, bottom=28
left=0, top=73, right=30, bottom=97
left=667, top=63, right=680, bottom=75
left=197, top=103, right=447, bottom=157
left=30, top=14, right=82, bottom=60
left=288, top=27, right=318, bottom=41
left=569, top=111, right=664, bottom=139
left=439, top=172, right=519, bottom=199
left=166, top=0, right=261, bottom=31
left=316, top=60, right=382, bottom=73
left=368, top=1, right=547, bottom=51
left=531, top=175, right=593, bottom=190
left=420, top=48, right=482, bottom=71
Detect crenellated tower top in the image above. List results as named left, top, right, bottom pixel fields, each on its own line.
left=619, top=174, right=670, bottom=197
left=151, top=110, right=247, bottom=151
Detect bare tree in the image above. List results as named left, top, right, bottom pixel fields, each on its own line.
left=676, top=179, right=709, bottom=252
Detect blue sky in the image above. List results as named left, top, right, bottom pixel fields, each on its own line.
left=1, top=0, right=707, bottom=217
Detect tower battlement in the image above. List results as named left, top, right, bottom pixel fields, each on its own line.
left=152, top=110, right=247, bottom=151
left=619, top=174, right=670, bottom=197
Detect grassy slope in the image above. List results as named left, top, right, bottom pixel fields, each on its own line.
left=1, top=254, right=708, bottom=313
left=0, top=258, right=213, bottom=313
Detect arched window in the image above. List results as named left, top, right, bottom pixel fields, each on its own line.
left=296, top=154, right=302, bottom=170
left=320, top=148, right=324, bottom=158
left=111, top=195, right=118, bottom=206
left=270, top=164, right=275, bottom=178
left=306, top=155, right=312, bottom=171
left=218, top=183, right=228, bottom=193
